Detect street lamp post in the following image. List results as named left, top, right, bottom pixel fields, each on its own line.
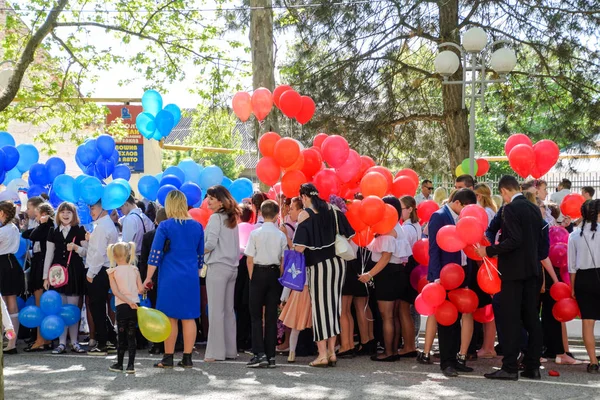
left=434, top=27, right=517, bottom=175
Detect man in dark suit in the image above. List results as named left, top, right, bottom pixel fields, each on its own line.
left=477, top=175, right=545, bottom=381
left=428, top=188, right=478, bottom=377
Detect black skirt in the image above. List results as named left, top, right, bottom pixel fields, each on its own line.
left=55, top=259, right=86, bottom=296
left=398, top=256, right=418, bottom=304
left=28, top=252, right=45, bottom=293
left=575, top=268, right=600, bottom=320
left=372, top=261, right=401, bottom=302
left=342, top=248, right=369, bottom=297
left=0, top=254, right=25, bottom=296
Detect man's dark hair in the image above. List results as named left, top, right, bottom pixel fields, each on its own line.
left=27, top=196, right=45, bottom=207
left=261, top=200, right=279, bottom=220
left=450, top=188, right=477, bottom=206
left=421, top=179, right=432, bottom=187
left=136, top=201, right=146, bottom=213
left=498, top=175, right=521, bottom=192
left=456, top=174, right=475, bottom=188
left=125, top=195, right=136, bottom=205
left=561, top=178, right=572, bottom=190
left=239, top=203, right=253, bottom=223
left=582, top=186, right=595, bottom=198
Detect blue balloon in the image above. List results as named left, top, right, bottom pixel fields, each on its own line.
left=178, top=159, right=201, bottom=184
left=16, top=144, right=39, bottom=173
left=16, top=237, right=28, bottom=267
left=0, top=170, right=5, bottom=186
left=59, top=305, right=81, bottom=326
left=151, top=129, right=163, bottom=141
left=101, top=181, right=129, bottom=210
left=0, top=131, right=15, bottom=147
left=138, top=175, right=160, bottom=201
left=96, top=134, right=115, bottom=159
left=85, top=164, right=96, bottom=176
left=95, top=156, right=115, bottom=179
left=113, top=178, right=132, bottom=194
left=110, top=295, right=116, bottom=312
left=139, top=294, right=152, bottom=308
left=46, top=157, right=66, bottom=181
left=19, top=305, right=44, bottom=328
left=2, top=167, right=22, bottom=186
left=160, top=174, right=182, bottom=189
left=164, top=103, right=182, bottom=125
left=0, top=148, right=5, bottom=171
left=77, top=201, right=92, bottom=224
left=163, top=166, right=185, bottom=183
left=155, top=110, right=175, bottom=137
left=111, top=149, right=120, bottom=165
left=221, top=176, right=233, bottom=189
left=76, top=145, right=93, bottom=167
left=27, top=184, right=43, bottom=198
left=25, top=296, right=36, bottom=307
left=40, top=290, right=62, bottom=316
left=84, top=139, right=100, bottom=162
left=157, top=184, right=177, bottom=206
left=75, top=174, right=87, bottom=188
left=2, top=145, right=20, bottom=171
left=228, top=178, right=254, bottom=203
left=40, top=315, right=65, bottom=340
left=155, top=172, right=163, bottom=182
left=79, top=176, right=103, bottom=205
left=199, top=165, right=224, bottom=191
left=29, top=163, right=50, bottom=186
left=16, top=297, right=25, bottom=311
left=53, top=174, right=79, bottom=203
left=136, top=112, right=156, bottom=138
left=142, top=90, right=163, bottom=116
left=181, top=182, right=202, bottom=206
left=112, top=164, right=131, bottom=181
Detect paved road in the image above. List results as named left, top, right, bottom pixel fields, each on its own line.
left=4, top=345, right=600, bottom=400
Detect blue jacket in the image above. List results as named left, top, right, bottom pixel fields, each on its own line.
left=427, top=205, right=462, bottom=282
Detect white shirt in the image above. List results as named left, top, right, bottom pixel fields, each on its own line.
left=28, top=219, right=41, bottom=253
left=402, top=221, right=422, bottom=248
left=85, top=214, right=119, bottom=279
left=245, top=222, right=287, bottom=266
left=107, top=265, right=140, bottom=306
left=415, top=192, right=432, bottom=205
left=0, top=224, right=20, bottom=255
left=368, top=223, right=412, bottom=264
left=121, top=208, right=154, bottom=255
left=568, top=225, right=600, bottom=273
left=484, top=207, right=496, bottom=227
left=550, top=189, right=571, bottom=206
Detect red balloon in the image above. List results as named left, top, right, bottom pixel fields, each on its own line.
left=395, top=168, right=419, bottom=188
left=415, top=294, right=436, bottom=316
left=359, top=196, right=385, bottom=226
left=279, top=90, right=302, bottom=118
left=283, top=152, right=304, bottom=172
left=459, top=204, right=488, bottom=231
left=505, top=133, right=533, bottom=156
left=296, top=96, right=316, bottom=125
left=416, top=200, right=439, bottom=224
left=321, top=135, right=350, bottom=168
left=437, top=225, right=466, bottom=253
left=258, top=132, right=281, bottom=157
left=475, top=159, right=490, bottom=176
left=391, top=176, right=418, bottom=198
left=256, top=156, right=281, bottom=187
left=346, top=200, right=367, bottom=232
left=473, top=304, right=495, bottom=323
left=366, top=166, right=393, bottom=192
left=372, top=204, right=399, bottom=235
left=232, top=91, right=252, bottom=122
left=267, top=182, right=282, bottom=200
left=477, top=264, right=501, bottom=295
left=412, top=239, right=430, bottom=266
left=448, top=288, right=479, bottom=314
left=313, top=133, right=328, bottom=149
left=251, top=87, right=273, bottom=122
left=417, top=276, right=429, bottom=294
left=281, top=170, right=307, bottom=198
left=410, top=264, right=428, bottom=290
left=422, top=282, right=446, bottom=308
left=456, top=216, right=485, bottom=245
left=273, top=85, right=293, bottom=109
left=273, top=138, right=300, bottom=168
left=189, top=208, right=211, bottom=228
left=550, top=282, right=572, bottom=302
left=549, top=226, right=569, bottom=245
left=549, top=243, right=568, bottom=269
left=509, top=144, right=536, bottom=178
left=464, top=237, right=491, bottom=261
left=560, top=193, right=585, bottom=219
left=335, top=150, right=361, bottom=183
left=352, top=228, right=374, bottom=247
left=300, top=148, right=322, bottom=180
left=360, top=171, right=388, bottom=198
left=552, top=298, right=580, bottom=322
left=435, top=300, right=459, bottom=326
left=313, top=169, right=341, bottom=200
left=533, top=140, right=559, bottom=177
left=440, top=263, right=465, bottom=291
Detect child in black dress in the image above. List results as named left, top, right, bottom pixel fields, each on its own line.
left=43, top=202, right=87, bottom=354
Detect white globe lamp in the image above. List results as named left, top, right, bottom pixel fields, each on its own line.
left=462, top=27, right=488, bottom=52
left=434, top=51, right=460, bottom=77
left=490, top=47, right=517, bottom=75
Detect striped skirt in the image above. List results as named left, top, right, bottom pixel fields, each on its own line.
left=307, top=256, right=346, bottom=342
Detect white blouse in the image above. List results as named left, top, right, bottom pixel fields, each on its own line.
left=368, top=223, right=412, bottom=264
left=568, top=224, right=600, bottom=273
left=402, top=221, right=422, bottom=248
left=0, top=224, right=20, bottom=255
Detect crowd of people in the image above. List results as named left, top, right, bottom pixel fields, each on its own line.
left=0, top=175, right=598, bottom=381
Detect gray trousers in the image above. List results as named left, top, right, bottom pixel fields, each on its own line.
left=205, top=263, right=238, bottom=360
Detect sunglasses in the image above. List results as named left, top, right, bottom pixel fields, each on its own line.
left=425, top=187, right=434, bottom=190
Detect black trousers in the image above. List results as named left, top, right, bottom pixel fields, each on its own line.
left=499, top=277, right=542, bottom=373
left=86, top=267, right=113, bottom=347
left=438, top=313, right=462, bottom=370
left=235, top=256, right=251, bottom=350
left=249, top=265, right=281, bottom=359
left=116, top=304, right=137, bottom=366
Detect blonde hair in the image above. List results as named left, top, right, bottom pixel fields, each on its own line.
left=107, top=242, right=137, bottom=267
left=165, top=190, right=190, bottom=222
left=474, top=183, right=497, bottom=212
left=492, top=195, right=503, bottom=210
left=433, top=187, right=448, bottom=205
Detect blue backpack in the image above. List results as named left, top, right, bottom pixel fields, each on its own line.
left=278, top=250, right=306, bottom=291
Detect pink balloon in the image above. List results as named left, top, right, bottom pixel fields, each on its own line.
left=267, top=183, right=282, bottom=200
left=251, top=88, right=273, bottom=122
left=232, top=92, right=252, bottom=122
left=321, top=135, right=350, bottom=168
left=410, top=265, right=428, bottom=291
left=415, top=294, right=436, bottom=316
left=238, top=222, right=258, bottom=250
left=561, top=270, right=571, bottom=286
left=549, top=243, right=568, bottom=269
left=549, top=226, right=569, bottom=246
left=335, top=149, right=361, bottom=183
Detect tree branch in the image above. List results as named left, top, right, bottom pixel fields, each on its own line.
left=50, top=32, right=87, bottom=70
left=458, top=0, right=482, bottom=29
left=387, top=113, right=445, bottom=126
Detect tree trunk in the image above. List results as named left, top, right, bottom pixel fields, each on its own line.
left=249, top=0, right=279, bottom=144
left=438, top=0, right=469, bottom=170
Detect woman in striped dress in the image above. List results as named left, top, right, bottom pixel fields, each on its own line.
left=293, top=183, right=355, bottom=368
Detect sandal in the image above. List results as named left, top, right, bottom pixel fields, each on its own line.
left=327, top=352, right=337, bottom=367
left=309, top=356, right=329, bottom=368
left=154, top=354, right=174, bottom=369
left=52, top=344, right=67, bottom=354
left=24, top=343, right=48, bottom=352
left=177, top=353, right=193, bottom=368
left=71, top=343, right=86, bottom=353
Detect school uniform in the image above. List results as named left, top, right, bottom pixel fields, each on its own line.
left=568, top=224, right=600, bottom=320
left=44, top=225, right=87, bottom=296
left=0, top=223, right=24, bottom=296
left=22, top=218, right=53, bottom=292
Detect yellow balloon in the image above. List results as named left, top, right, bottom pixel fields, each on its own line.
left=455, top=165, right=465, bottom=177
left=138, top=307, right=171, bottom=343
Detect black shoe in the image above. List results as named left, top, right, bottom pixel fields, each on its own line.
left=456, top=354, right=474, bottom=373
left=268, top=358, right=276, bottom=368
left=337, top=349, right=355, bottom=359
left=355, top=340, right=376, bottom=356
left=154, top=353, right=174, bottom=369
left=109, top=363, right=123, bottom=372
left=87, top=346, right=108, bottom=356
left=126, top=364, right=135, bottom=374
left=177, top=353, right=193, bottom=368
left=247, top=354, right=268, bottom=368
left=3, top=348, right=17, bottom=355
left=442, top=366, right=459, bottom=377
left=484, top=369, right=518, bottom=381
left=370, top=354, right=397, bottom=362
left=417, top=351, right=432, bottom=365
left=587, top=363, right=599, bottom=373
left=521, top=369, right=541, bottom=380
left=398, top=351, right=418, bottom=358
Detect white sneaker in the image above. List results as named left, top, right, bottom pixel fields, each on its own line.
left=88, top=339, right=97, bottom=348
